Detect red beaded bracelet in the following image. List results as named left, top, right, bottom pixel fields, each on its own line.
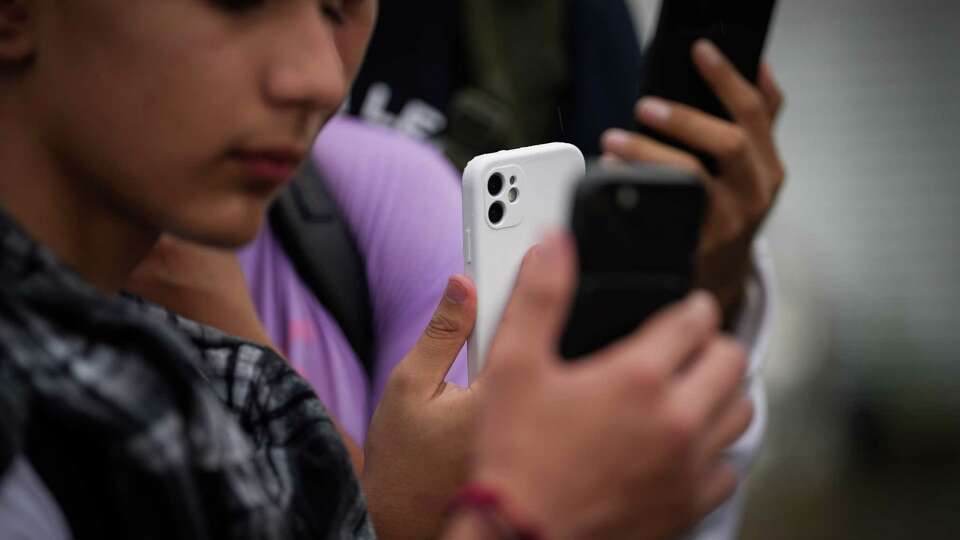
left=448, top=484, right=544, bottom=540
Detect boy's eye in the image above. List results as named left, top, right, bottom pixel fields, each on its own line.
left=214, top=0, right=264, bottom=11
left=213, top=0, right=344, bottom=25
left=322, top=1, right=346, bottom=25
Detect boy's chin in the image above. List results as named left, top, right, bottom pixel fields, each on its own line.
left=171, top=213, right=266, bottom=250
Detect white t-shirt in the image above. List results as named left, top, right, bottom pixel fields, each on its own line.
left=0, top=456, right=72, bottom=540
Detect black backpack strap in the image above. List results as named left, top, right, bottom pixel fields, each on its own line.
left=268, top=158, right=376, bottom=381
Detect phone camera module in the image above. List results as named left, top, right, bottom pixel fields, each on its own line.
left=488, top=201, right=506, bottom=225
left=488, top=173, right=505, bottom=196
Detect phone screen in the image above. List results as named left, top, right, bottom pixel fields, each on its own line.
left=560, top=165, right=705, bottom=360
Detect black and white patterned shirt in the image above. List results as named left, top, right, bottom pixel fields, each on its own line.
left=0, top=209, right=375, bottom=540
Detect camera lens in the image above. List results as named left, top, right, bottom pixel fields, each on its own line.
left=488, top=201, right=505, bottom=225
left=488, top=173, right=504, bottom=196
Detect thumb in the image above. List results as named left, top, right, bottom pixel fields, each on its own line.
left=398, top=275, right=477, bottom=398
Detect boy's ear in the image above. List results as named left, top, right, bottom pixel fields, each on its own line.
left=0, top=1, right=34, bottom=64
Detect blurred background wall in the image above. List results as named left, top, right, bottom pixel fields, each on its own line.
left=630, top=0, right=960, bottom=538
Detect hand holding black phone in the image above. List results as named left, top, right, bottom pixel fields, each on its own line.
left=638, top=0, right=778, bottom=171
left=560, top=163, right=706, bottom=360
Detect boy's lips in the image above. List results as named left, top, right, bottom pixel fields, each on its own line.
left=229, top=147, right=306, bottom=186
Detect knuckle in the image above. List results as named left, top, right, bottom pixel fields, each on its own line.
left=751, top=162, right=787, bottom=217
left=718, top=128, right=749, bottom=160
left=750, top=184, right=775, bottom=216
left=772, top=91, right=785, bottom=114
left=739, top=91, right=767, bottom=122
left=424, top=312, right=461, bottom=341
left=520, top=278, right=561, bottom=311
left=665, top=408, right=700, bottom=450
left=629, top=362, right=666, bottom=391
left=722, top=207, right=749, bottom=239
left=736, top=185, right=768, bottom=224
left=714, top=466, right=739, bottom=501
left=386, top=364, right=417, bottom=395
left=772, top=161, right=787, bottom=189
left=716, top=338, right=749, bottom=376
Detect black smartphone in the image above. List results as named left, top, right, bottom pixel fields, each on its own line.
left=639, top=0, right=778, bottom=170
left=560, top=163, right=706, bottom=360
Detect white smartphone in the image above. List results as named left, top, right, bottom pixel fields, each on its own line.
left=462, top=143, right=586, bottom=380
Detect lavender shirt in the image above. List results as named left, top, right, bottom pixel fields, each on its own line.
left=241, top=115, right=774, bottom=540
left=238, top=116, right=468, bottom=445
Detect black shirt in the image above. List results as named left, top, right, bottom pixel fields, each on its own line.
left=348, top=0, right=643, bottom=158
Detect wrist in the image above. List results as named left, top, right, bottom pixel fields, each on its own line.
left=697, top=248, right=752, bottom=325
left=446, top=484, right=544, bottom=540
left=445, top=510, right=508, bottom=540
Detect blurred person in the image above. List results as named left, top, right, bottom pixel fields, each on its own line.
left=0, top=1, right=770, bottom=540
left=349, top=0, right=643, bottom=165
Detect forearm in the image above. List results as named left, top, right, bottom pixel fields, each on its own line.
left=698, top=237, right=755, bottom=326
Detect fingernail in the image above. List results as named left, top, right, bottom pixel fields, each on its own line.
left=601, top=128, right=631, bottom=152
left=599, top=153, right=623, bottom=167
left=686, top=290, right=715, bottom=318
left=445, top=278, right=468, bottom=304
left=694, top=39, right=722, bottom=67
left=638, top=97, right=671, bottom=124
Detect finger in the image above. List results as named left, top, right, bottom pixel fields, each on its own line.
left=694, top=462, right=739, bottom=518
left=693, top=43, right=785, bottom=184
left=631, top=96, right=775, bottom=213
left=596, top=291, right=721, bottom=378
left=599, top=152, right=625, bottom=168
left=672, top=337, right=749, bottom=428
left=750, top=61, right=787, bottom=190
left=756, top=61, right=784, bottom=121
left=691, top=40, right=771, bottom=135
left=400, top=275, right=477, bottom=398
left=699, top=396, right=754, bottom=461
left=631, top=99, right=756, bottom=170
left=487, top=231, right=576, bottom=371
left=601, top=128, right=709, bottom=179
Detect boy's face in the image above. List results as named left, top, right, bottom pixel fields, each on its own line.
left=19, top=0, right=376, bottom=246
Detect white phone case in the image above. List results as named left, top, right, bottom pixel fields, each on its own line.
left=462, top=143, right=586, bottom=380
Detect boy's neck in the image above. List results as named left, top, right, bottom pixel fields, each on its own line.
left=0, top=132, right=158, bottom=294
